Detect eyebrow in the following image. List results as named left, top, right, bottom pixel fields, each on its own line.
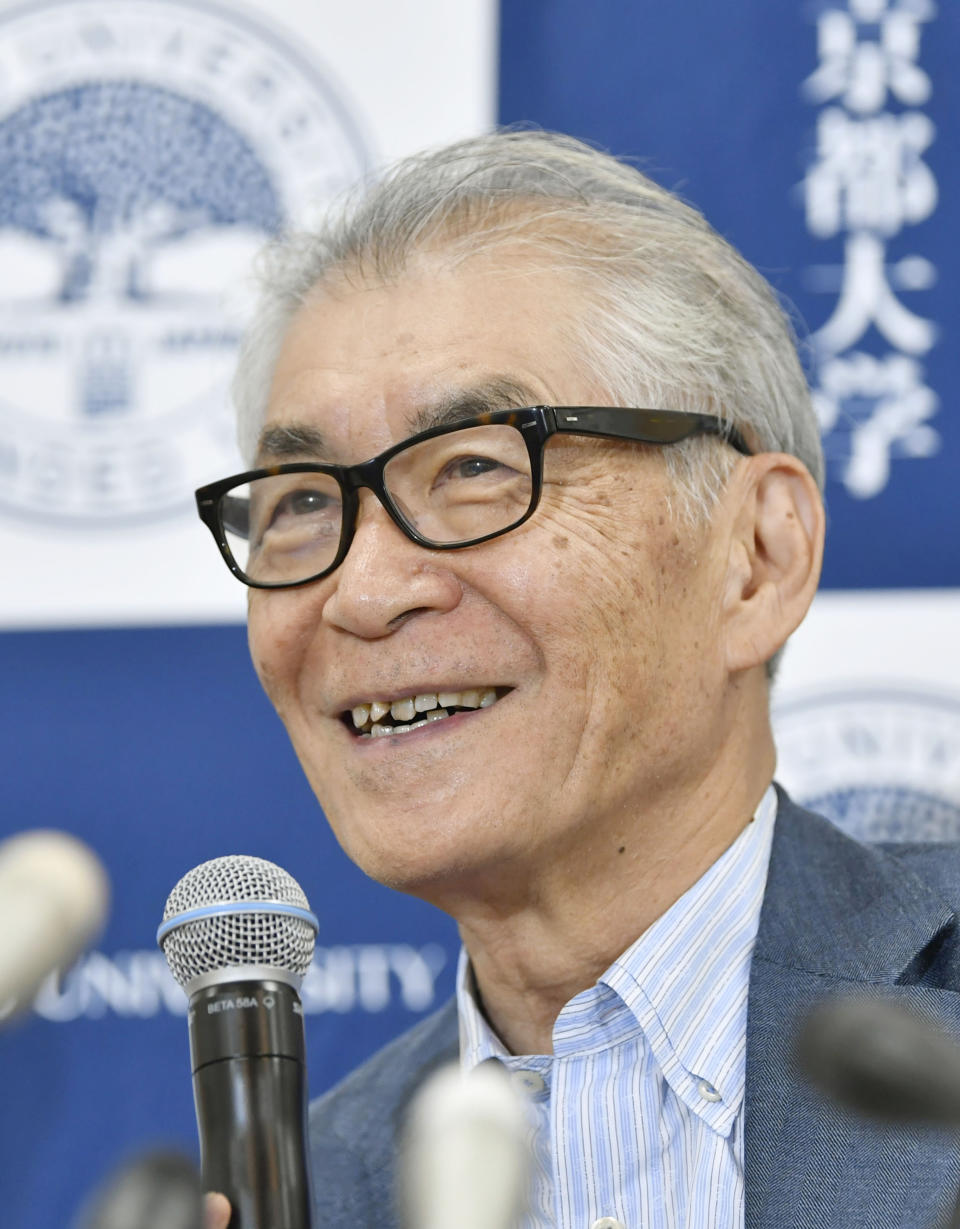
left=406, top=378, right=540, bottom=434
left=256, top=423, right=329, bottom=463
left=255, top=377, right=539, bottom=465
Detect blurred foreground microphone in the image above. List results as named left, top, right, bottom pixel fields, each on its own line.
left=402, top=1063, right=530, bottom=1229
left=158, top=856, right=319, bottom=1229
left=78, top=1150, right=202, bottom=1229
left=796, top=996, right=960, bottom=1126
left=0, top=829, right=109, bottom=1021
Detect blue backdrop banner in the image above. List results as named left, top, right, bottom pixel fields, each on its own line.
left=499, top=0, right=958, bottom=590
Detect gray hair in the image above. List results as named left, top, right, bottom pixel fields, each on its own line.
left=234, top=129, right=824, bottom=525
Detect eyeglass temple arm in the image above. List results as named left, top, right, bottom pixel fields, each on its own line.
left=551, top=407, right=752, bottom=456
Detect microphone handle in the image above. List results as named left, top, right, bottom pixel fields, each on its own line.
left=189, top=980, right=314, bottom=1229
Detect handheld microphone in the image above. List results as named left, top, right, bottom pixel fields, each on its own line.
left=158, top=856, right=318, bottom=1229
left=0, top=829, right=109, bottom=1022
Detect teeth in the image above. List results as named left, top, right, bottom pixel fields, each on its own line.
left=352, top=687, right=504, bottom=735
left=369, top=718, right=431, bottom=738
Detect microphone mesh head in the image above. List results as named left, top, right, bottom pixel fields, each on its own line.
left=159, top=855, right=315, bottom=991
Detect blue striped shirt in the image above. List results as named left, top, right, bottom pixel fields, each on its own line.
left=456, top=785, right=778, bottom=1229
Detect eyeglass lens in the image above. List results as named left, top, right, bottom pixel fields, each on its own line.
left=220, top=423, right=535, bottom=585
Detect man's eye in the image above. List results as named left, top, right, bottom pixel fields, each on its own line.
left=251, top=488, right=342, bottom=547
left=439, top=455, right=509, bottom=483
left=459, top=456, right=503, bottom=478
left=271, top=489, right=337, bottom=520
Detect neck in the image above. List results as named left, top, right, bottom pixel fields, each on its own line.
left=455, top=714, right=776, bottom=1056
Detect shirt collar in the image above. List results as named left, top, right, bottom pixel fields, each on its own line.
left=457, top=784, right=778, bottom=1136
left=458, top=950, right=511, bottom=1067
left=598, top=783, right=777, bottom=1134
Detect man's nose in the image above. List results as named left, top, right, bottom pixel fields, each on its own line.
left=320, top=494, right=463, bottom=638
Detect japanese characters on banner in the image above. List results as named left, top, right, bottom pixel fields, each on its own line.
left=802, top=0, right=939, bottom=500
left=772, top=0, right=959, bottom=845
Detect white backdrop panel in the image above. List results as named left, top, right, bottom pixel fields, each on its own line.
left=0, top=0, right=496, bottom=628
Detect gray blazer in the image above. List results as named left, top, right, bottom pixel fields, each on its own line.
left=308, top=790, right=960, bottom=1228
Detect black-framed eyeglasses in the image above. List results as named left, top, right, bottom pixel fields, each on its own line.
left=195, top=406, right=752, bottom=590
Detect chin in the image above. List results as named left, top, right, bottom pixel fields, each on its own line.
left=345, top=840, right=478, bottom=903
left=326, top=804, right=515, bottom=906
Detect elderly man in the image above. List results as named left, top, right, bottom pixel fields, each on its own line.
left=200, top=131, right=960, bottom=1228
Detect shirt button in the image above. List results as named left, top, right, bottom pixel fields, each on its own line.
left=510, top=1069, right=546, bottom=1096
left=697, top=1078, right=723, bottom=1103
left=590, top=1218, right=626, bottom=1229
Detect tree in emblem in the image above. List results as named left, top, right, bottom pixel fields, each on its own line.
left=0, top=80, right=283, bottom=304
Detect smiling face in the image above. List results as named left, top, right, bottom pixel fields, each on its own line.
left=246, top=250, right=743, bottom=911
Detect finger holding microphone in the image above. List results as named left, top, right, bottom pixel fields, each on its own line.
left=158, top=855, right=318, bottom=1229
left=204, top=1193, right=231, bottom=1229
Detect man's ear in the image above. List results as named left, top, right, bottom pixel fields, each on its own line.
left=721, top=453, right=825, bottom=673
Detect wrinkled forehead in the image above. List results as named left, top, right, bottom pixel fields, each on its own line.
left=257, top=254, right=600, bottom=465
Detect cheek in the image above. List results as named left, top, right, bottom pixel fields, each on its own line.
left=246, top=593, right=315, bottom=712
left=475, top=528, right=666, bottom=693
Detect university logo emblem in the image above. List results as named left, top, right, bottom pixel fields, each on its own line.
left=773, top=686, right=960, bottom=842
left=0, top=0, right=369, bottom=525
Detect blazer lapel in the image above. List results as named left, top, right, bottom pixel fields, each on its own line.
left=744, top=791, right=960, bottom=1229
